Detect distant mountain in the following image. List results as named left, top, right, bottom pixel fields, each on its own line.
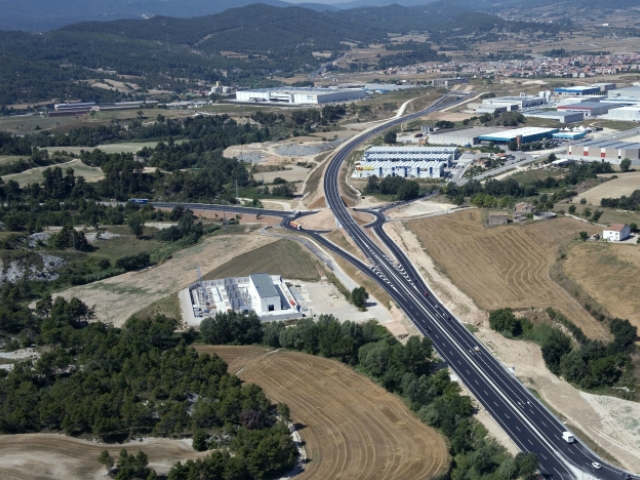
left=0, top=0, right=293, bottom=32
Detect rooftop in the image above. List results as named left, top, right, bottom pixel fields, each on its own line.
left=523, top=110, right=581, bottom=117
left=574, top=139, right=640, bottom=149
left=362, top=153, right=452, bottom=161
left=606, top=224, right=628, bottom=232
left=558, top=101, right=610, bottom=109
left=478, top=127, right=558, bottom=141
left=250, top=273, right=279, bottom=299
left=366, top=146, right=458, bottom=153
left=239, top=87, right=363, bottom=94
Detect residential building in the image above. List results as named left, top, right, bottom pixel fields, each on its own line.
left=489, top=213, right=509, bottom=226
left=514, top=202, right=533, bottom=214
left=603, top=224, right=630, bottom=242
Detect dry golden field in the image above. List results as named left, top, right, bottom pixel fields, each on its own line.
left=0, top=434, right=209, bottom=480
left=573, top=172, right=640, bottom=206
left=201, top=346, right=449, bottom=480
left=407, top=211, right=608, bottom=340
left=564, top=242, right=640, bottom=329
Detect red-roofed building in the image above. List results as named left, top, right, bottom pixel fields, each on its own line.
left=603, top=224, right=630, bottom=242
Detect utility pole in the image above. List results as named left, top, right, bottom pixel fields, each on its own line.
left=235, top=180, right=239, bottom=204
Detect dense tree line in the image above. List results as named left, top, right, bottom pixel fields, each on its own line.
left=364, top=175, right=421, bottom=201
left=202, top=312, right=539, bottom=480
left=444, top=161, right=613, bottom=208
left=601, top=189, right=640, bottom=211
left=489, top=308, right=637, bottom=389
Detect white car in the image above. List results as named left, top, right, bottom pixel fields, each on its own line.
left=592, top=462, right=602, bottom=470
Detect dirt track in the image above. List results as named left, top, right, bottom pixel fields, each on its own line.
left=0, top=434, right=209, bottom=480
left=407, top=211, right=608, bottom=340
left=206, top=346, right=449, bottom=480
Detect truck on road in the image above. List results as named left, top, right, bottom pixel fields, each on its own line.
left=562, top=431, right=575, bottom=443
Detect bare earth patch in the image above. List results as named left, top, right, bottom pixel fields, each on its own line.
left=0, top=434, right=209, bottom=480
left=406, top=211, right=607, bottom=340
left=56, top=234, right=277, bottom=326
left=207, top=347, right=450, bottom=480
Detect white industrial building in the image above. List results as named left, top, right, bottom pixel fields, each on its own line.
left=522, top=110, right=585, bottom=124
left=608, top=86, right=640, bottom=103
left=427, top=127, right=504, bottom=146
left=607, top=105, right=640, bottom=121
left=235, top=87, right=366, bottom=105
left=566, top=139, right=640, bottom=164
left=603, top=224, right=630, bottom=242
left=363, top=146, right=459, bottom=166
left=188, top=273, right=299, bottom=321
left=481, top=93, right=548, bottom=111
left=353, top=160, right=446, bottom=179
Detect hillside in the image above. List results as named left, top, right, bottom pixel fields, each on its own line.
left=0, top=2, right=556, bottom=106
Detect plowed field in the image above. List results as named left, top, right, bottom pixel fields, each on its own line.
left=407, top=211, right=608, bottom=340
left=0, top=434, right=209, bottom=480
left=206, top=346, right=449, bottom=480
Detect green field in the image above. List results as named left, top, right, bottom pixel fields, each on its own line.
left=2, top=159, right=104, bottom=186
left=46, top=141, right=163, bottom=156
left=202, top=238, right=323, bottom=282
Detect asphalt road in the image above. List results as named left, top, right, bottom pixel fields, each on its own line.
left=313, top=97, right=633, bottom=480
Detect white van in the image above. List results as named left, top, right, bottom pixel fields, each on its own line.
left=562, top=431, right=575, bottom=443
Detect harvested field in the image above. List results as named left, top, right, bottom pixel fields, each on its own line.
left=202, top=238, right=324, bottom=282
left=0, top=434, right=209, bottom=480
left=206, top=347, right=449, bottom=480
left=564, top=242, right=640, bottom=329
left=407, top=211, right=609, bottom=340
left=2, top=159, right=104, bottom=186
left=56, top=234, right=277, bottom=326
left=47, top=141, right=162, bottom=156
left=573, top=172, right=640, bottom=205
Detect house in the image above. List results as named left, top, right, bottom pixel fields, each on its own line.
left=514, top=202, right=533, bottom=214
left=603, top=224, right=630, bottom=242
left=489, top=212, right=509, bottom=226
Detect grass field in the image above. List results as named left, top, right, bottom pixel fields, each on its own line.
left=407, top=210, right=609, bottom=340
left=573, top=172, right=640, bottom=206
left=202, top=239, right=323, bottom=282
left=0, top=434, right=210, bottom=480
left=198, top=346, right=449, bottom=480
left=2, top=159, right=104, bottom=186
left=0, top=156, right=29, bottom=166
left=564, top=242, right=640, bottom=329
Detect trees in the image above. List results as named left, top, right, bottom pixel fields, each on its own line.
left=98, top=450, right=115, bottom=473
left=620, top=158, right=631, bottom=172
left=395, top=180, right=419, bottom=201
left=568, top=205, right=576, bottom=214
left=200, top=310, right=263, bottom=345
left=192, top=429, right=208, bottom=451
left=127, top=215, right=145, bottom=237
left=383, top=131, right=397, bottom=144
left=579, top=231, right=588, bottom=241
left=351, top=286, right=369, bottom=310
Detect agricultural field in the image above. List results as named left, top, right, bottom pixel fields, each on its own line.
left=202, top=238, right=324, bottom=282
left=56, top=234, right=277, bottom=326
left=406, top=210, right=608, bottom=340
left=573, top=172, right=640, bottom=206
left=2, top=159, right=104, bottom=186
left=0, top=434, right=209, bottom=480
left=199, top=346, right=449, bottom=480
left=564, top=242, right=640, bottom=329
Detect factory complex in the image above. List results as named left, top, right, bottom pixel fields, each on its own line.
left=566, top=139, right=640, bottom=164
left=352, top=146, right=459, bottom=179
left=187, top=273, right=300, bottom=322
left=477, top=127, right=559, bottom=144
left=235, top=87, right=367, bottom=105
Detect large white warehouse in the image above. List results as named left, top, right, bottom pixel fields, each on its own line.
left=235, top=87, right=366, bottom=105
left=353, top=160, right=446, bottom=179
left=608, top=105, right=640, bottom=121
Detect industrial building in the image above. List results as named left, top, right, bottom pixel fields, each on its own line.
left=607, top=105, right=640, bottom=121
left=566, top=139, right=640, bottom=164
left=607, top=86, right=640, bottom=103
left=427, top=127, right=504, bottom=146
left=478, top=127, right=559, bottom=144
left=432, top=77, right=470, bottom=87
left=522, top=110, right=584, bottom=124
left=481, top=93, right=548, bottom=111
left=557, top=101, right=614, bottom=117
left=235, top=87, right=366, bottom=105
left=187, top=273, right=299, bottom=321
left=553, top=130, right=587, bottom=141
left=352, top=160, right=446, bottom=179
left=554, top=83, right=615, bottom=96
left=363, top=146, right=459, bottom=166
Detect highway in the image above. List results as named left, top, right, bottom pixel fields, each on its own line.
left=315, top=98, right=632, bottom=480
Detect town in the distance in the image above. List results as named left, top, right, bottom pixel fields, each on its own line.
left=1, top=1, right=640, bottom=479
